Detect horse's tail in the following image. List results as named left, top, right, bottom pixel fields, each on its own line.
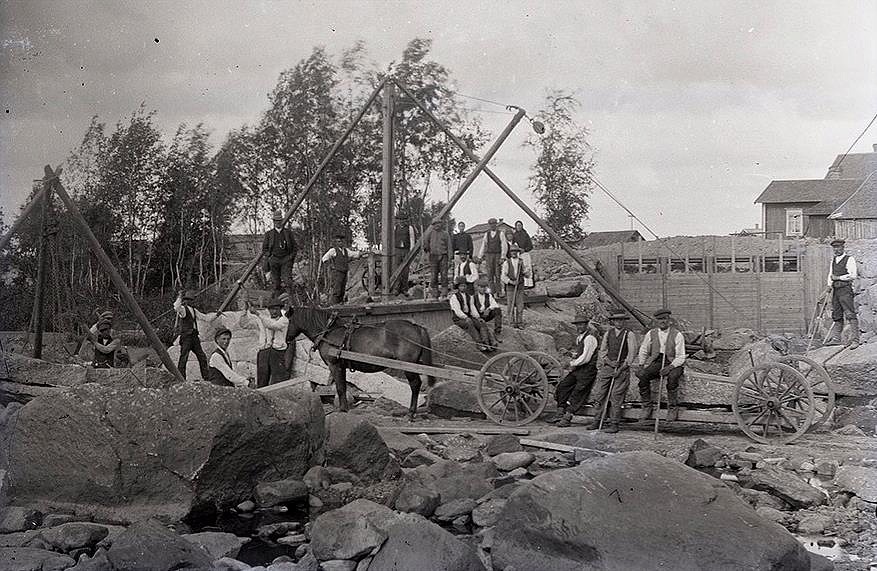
left=419, top=326, right=436, bottom=390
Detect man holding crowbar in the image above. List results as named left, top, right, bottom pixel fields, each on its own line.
left=588, top=309, right=637, bottom=433
left=635, top=308, right=686, bottom=435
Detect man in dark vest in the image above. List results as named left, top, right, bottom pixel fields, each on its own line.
left=454, top=251, right=479, bottom=294
left=588, top=309, right=638, bottom=433
left=472, top=277, right=502, bottom=338
left=636, top=308, right=686, bottom=421
left=321, top=234, right=363, bottom=305
left=208, top=326, right=250, bottom=387
left=452, top=221, right=474, bottom=277
left=477, top=218, right=508, bottom=297
left=552, top=315, right=601, bottom=427
left=392, top=213, right=415, bottom=295
left=262, top=209, right=297, bottom=298
left=500, top=244, right=530, bottom=329
left=449, top=276, right=494, bottom=352
left=173, top=289, right=217, bottom=380
left=826, top=239, right=860, bottom=349
left=88, top=318, right=120, bottom=368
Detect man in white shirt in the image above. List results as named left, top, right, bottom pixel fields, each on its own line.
left=636, top=308, right=686, bottom=421
left=173, top=290, right=222, bottom=380
left=472, top=278, right=502, bottom=338
left=455, top=251, right=479, bottom=294
left=321, top=234, right=365, bottom=305
left=552, top=315, right=601, bottom=427
left=588, top=309, right=639, bottom=433
left=207, top=326, right=250, bottom=388
left=826, top=239, right=860, bottom=349
left=250, top=297, right=291, bottom=387
left=449, top=276, right=494, bottom=353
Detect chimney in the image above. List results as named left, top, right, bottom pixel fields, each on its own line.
left=873, top=143, right=877, bottom=152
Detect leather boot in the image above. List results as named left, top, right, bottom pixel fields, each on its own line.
left=546, top=407, right=566, bottom=423
left=586, top=417, right=602, bottom=430
left=826, top=321, right=843, bottom=345
left=666, top=389, right=680, bottom=422
left=601, top=421, right=619, bottom=434
left=556, top=411, right=573, bottom=427
left=638, top=388, right=654, bottom=420
left=848, top=318, right=860, bottom=349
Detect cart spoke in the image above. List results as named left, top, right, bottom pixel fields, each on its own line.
left=776, top=410, right=799, bottom=431
left=744, top=408, right=768, bottom=428
left=487, top=395, right=508, bottom=411
left=519, top=397, right=535, bottom=417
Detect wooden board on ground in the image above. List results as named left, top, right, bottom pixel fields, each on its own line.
left=519, top=438, right=613, bottom=455
left=573, top=405, right=737, bottom=424
left=378, top=426, right=530, bottom=436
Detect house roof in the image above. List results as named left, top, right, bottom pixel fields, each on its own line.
left=575, top=230, right=644, bottom=249
left=825, top=152, right=877, bottom=180
left=829, top=173, right=877, bottom=220
left=753, top=179, right=863, bottom=204
left=804, top=199, right=846, bottom=216
left=465, top=221, right=515, bottom=234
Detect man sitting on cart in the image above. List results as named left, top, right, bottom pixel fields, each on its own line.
left=588, top=308, right=638, bottom=433
left=551, top=314, right=601, bottom=427
left=635, top=308, right=686, bottom=422
left=449, top=276, right=495, bottom=353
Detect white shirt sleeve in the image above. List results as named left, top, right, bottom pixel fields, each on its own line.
left=209, top=351, right=249, bottom=387
left=173, top=297, right=186, bottom=318
left=321, top=248, right=336, bottom=263
left=487, top=294, right=500, bottom=311
left=570, top=334, right=598, bottom=367
left=477, top=235, right=486, bottom=258
left=638, top=330, right=651, bottom=366
left=846, top=256, right=858, bottom=281
left=670, top=331, right=687, bottom=368
left=500, top=232, right=508, bottom=258
left=500, top=260, right=510, bottom=285
left=449, top=294, right=468, bottom=319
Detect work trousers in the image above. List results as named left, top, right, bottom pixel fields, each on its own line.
left=479, top=307, right=502, bottom=334
left=636, top=356, right=683, bottom=398
left=555, top=366, right=597, bottom=414
left=392, top=250, right=410, bottom=295
left=831, top=283, right=860, bottom=341
left=256, top=347, right=290, bottom=388
left=505, top=282, right=525, bottom=327
left=591, top=365, right=632, bottom=421
left=484, top=253, right=502, bottom=296
left=329, top=269, right=347, bottom=305
left=267, top=256, right=294, bottom=297
left=178, top=333, right=209, bottom=380
left=429, top=253, right=449, bottom=296
left=453, top=315, right=489, bottom=347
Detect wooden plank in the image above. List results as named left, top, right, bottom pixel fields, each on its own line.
left=335, top=349, right=475, bottom=382
left=520, top=438, right=612, bottom=455
left=573, top=406, right=737, bottom=424
left=380, top=426, right=530, bottom=435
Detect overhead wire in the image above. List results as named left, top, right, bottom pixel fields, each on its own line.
left=834, top=111, right=877, bottom=170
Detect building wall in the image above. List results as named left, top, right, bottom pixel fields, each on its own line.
left=804, top=215, right=834, bottom=239
left=763, top=202, right=818, bottom=238
left=834, top=219, right=877, bottom=240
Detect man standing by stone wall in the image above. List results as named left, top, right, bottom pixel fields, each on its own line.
left=826, top=238, right=860, bottom=349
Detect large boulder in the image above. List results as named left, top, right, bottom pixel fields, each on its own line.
left=729, top=339, right=781, bottom=379
left=0, top=547, right=75, bottom=570
left=544, top=278, right=588, bottom=298
left=428, top=380, right=483, bottom=418
left=368, top=512, right=485, bottom=571
left=2, top=382, right=324, bottom=523
left=834, top=465, right=877, bottom=502
left=711, top=328, right=759, bottom=351
left=807, top=344, right=877, bottom=396
left=310, top=499, right=398, bottom=562
left=738, top=467, right=827, bottom=509
left=395, top=460, right=499, bottom=511
left=104, top=519, right=212, bottom=571
left=492, top=451, right=810, bottom=571
left=324, top=413, right=393, bottom=481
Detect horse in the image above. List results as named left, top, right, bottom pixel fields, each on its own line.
left=286, top=306, right=435, bottom=420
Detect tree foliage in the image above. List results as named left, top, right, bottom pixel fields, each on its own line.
left=525, top=91, right=595, bottom=243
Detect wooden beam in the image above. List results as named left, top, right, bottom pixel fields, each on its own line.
left=381, top=81, right=395, bottom=299
left=379, top=426, right=530, bottom=435
left=519, top=438, right=612, bottom=455
left=47, top=166, right=186, bottom=383
left=31, top=181, right=53, bottom=359
left=0, top=182, right=51, bottom=253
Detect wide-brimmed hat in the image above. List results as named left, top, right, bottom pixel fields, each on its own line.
left=653, top=308, right=672, bottom=318
left=96, top=318, right=112, bottom=331
left=214, top=326, right=232, bottom=340
left=97, top=310, right=114, bottom=321
left=508, top=243, right=521, bottom=252
left=182, top=290, right=197, bottom=301
left=830, top=239, right=845, bottom=247
left=609, top=309, right=630, bottom=320
left=488, top=217, right=497, bottom=224
left=571, top=314, right=589, bottom=324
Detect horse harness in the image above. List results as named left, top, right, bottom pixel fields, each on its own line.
left=311, top=312, right=363, bottom=367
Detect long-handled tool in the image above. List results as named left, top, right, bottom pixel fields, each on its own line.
left=598, top=330, right=628, bottom=430
left=806, top=288, right=831, bottom=352
left=654, top=353, right=667, bottom=439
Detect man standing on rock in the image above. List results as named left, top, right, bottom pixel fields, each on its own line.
left=478, top=217, right=508, bottom=297
left=826, top=239, right=860, bottom=349
left=454, top=251, right=479, bottom=294
left=552, top=315, right=601, bottom=427
left=512, top=220, right=535, bottom=288
left=173, top=290, right=219, bottom=380
left=636, top=308, right=686, bottom=422
left=423, top=218, right=453, bottom=299
left=207, top=326, right=250, bottom=388
left=472, top=278, right=502, bottom=339
left=391, top=213, right=416, bottom=296
left=321, top=233, right=364, bottom=305
left=262, top=209, right=297, bottom=299
left=250, top=298, right=291, bottom=387
left=449, top=276, right=494, bottom=352
left=588, top=309, right=638, bottom=433
left=501, top=244, right=530, bottom=329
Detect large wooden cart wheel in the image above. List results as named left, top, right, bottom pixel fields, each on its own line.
left=732, top=362, right=815, bottom=444
left=776, top=355, right=835, bottom=429
left=477, top=351, right=549, bottom=426
left=525, top=351, right=565, bottom=387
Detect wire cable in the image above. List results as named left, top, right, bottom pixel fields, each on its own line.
left=834, top=111, right=877, bottom=170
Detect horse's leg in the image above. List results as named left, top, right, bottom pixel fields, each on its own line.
left=405, top=371, right=422, bottom=422
left=336, top=366, right=349, bottom=412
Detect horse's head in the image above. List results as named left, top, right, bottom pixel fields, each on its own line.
left=284, top=305, right=326, bottom=341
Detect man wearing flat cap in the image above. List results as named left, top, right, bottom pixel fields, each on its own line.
left=262, top=209, right=297, bottom=299
left=589, top=309, right=639, bottom=433
left=501, top=243, right=530, bottom=329
left=826, top=239, right=860, bottom=349
left=208, top=326, right=250, bottom=388
left=473, top=278, right=502, bottom=338
left=173, top=289, right=223, bottom=380
left=249, top=297, right=291, bottom=387
left=321, top=233, right=365, bottom=305
left=478, top=217, right=508, bottom=297
left=87, top=318, right=120, bottom=369
left=552, top=315, right=601, bottom=427
left=636, top=308, right=686, bottom=422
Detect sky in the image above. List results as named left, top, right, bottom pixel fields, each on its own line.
left=1, top=0, right=876, bottom=239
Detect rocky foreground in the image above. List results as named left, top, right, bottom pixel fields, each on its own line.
left=1, top=364, right=876, bottom=571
